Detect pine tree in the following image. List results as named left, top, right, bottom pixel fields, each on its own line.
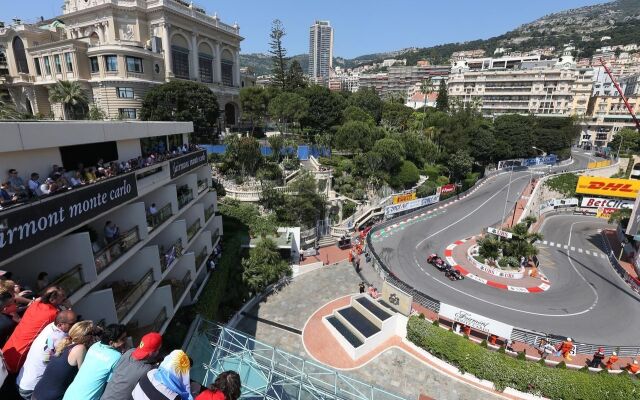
left=269, top=19, right=288, bottom=89
left=286, top=60, right=307, bottom=91
left=436, top=79, right=449, bottom=112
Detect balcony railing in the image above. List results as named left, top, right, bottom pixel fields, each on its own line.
left=211, top=228, right=220, bottom=248
left=204, top=204, right=215, bottom=221
left=147, top=203, right=172, bottom=231
left=48, top=264, right=84, bottom=296
left=178, top=189, right=194, bottom=209
left=197, top=179, right=209, bottom=193
left=187, top=219, right=201, bottom=242
left=95, top=227, right=141, bottom=275
left=159, top=238, right=183, bottom=272
left=171, top=271, right=192, bottom=306
left=114, top=269, right=155, bottom=321
left=128, top=307, right=167, bottom=345
left=195, top=247, right=208, bottom=269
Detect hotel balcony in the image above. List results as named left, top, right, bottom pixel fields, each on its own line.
left=149, top=219, right=188, bottom=273
left=147, top=202, right=173, bottom=231
left=178, top=186, right=195, bottom=209
left=159, top=252, right=196, bottom=309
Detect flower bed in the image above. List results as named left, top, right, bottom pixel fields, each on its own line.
left=407, top=316, right=640, bottom=400
left=467, top=245, right=525, bottom=279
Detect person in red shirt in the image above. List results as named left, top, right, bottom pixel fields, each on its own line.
left=1, top=286, right=67, bottom=374
left=196, top=371, right=241, bottom=400
left=626, top=360, right=640, bottom=374
left=558, top=338, right=574, bottom=361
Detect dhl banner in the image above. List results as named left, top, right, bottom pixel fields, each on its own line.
left=575, top=176, right=640, bottom=199
left=392, top=192, right=417, bottom=204
left=587, top=160, right=612, bottom=169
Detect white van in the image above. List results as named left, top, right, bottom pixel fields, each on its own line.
left=630, top=163, right=640, bottom=180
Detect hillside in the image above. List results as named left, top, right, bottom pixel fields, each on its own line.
left=241, top=0, right=640, bottom=74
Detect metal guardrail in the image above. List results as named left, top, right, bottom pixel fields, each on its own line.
left=366, top=170, right=640, bottom=356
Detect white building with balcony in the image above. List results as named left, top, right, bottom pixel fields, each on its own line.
left=0, top=121, right=222, bottom=343
left=0, top=0, right=243, bottom=127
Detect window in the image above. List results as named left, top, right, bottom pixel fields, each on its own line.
left=117, top=87, right=134, bottom=98
left=64, top=53, right=73, bottom=72
left=119, top=108, right=137, bottom=119
left=198, top=55, right=213, bottom=83
left=104, top=55, right=118, bottom=72
left=34, top=57, right=41, bottom=75
left=90, top=57, right=99, bottom=73
left=171, top=46, right=189, bottom=79
left=126, top=56, right=143, bottom=73
left=44, top=57, right=51, bottom=75
left=54, top=54, right=62, bottom=73
left=221, top=60, right=233, bottom=86
left=12, top=37, right=29, bottom=73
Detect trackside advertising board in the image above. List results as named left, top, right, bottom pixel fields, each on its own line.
left=384, top=193, right=440, bottom=217
left=575, top=176, right=640, bottom=199
left=439, top=303, right=514, bottom=338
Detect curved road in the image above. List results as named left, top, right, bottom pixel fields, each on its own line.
left=373, top=151, right=640, bottom=345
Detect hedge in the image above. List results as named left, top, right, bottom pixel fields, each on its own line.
left=407, top=316, right=640, bottom=399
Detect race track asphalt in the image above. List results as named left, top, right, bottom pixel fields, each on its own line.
left=371, top=151, right=640, bottom=345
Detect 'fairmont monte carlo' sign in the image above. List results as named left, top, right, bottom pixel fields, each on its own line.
left=439, top=303, right=514, bottom=338
left=0, top=173, right=138, bottom=261
left=170, top=150, right=208, bottom=179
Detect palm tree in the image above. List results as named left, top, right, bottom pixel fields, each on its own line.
left=48, top=80, right=89, bottom=120
left=419, top=77, right=433, bottom=111
left=0, top=97, right=21, bottom=120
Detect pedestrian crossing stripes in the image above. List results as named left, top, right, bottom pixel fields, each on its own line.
left=539, top=240, right=606, bottom=258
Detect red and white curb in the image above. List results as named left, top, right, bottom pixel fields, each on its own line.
left=444, top=239, right=550, bottom=293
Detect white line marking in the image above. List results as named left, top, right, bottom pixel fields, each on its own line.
left=585, top=250, right=590, bottom=255
left=563, top=245, right=568, bottom=249
left=549, top=241, right=555, bottom=246
left=542, top=240, right=548, bottom=245
left=556, top=243, right=562, bottom=248
left=578, top=248, right=583, bottom=253
left=571, top=246, right=575, bottom=251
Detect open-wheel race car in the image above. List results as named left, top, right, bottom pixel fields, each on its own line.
left=427, top=254, right=464, bottom=280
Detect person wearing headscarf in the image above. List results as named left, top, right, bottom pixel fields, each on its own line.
left=131, top=350, right=193, bottom=400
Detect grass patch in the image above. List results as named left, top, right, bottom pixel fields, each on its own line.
left=407, top=316, right=640, bottom=399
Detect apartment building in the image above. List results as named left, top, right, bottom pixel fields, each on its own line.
left=580, top=96, right=640, bottom=149
left=359, top=63, right=449, bottom=99
left=308, top=20, right=333, bottom=86
left=0, top=121, right=222, bottom=343
left=0, top=0, right=243, bottom=126
left=448, top=52, right=593, bottom=117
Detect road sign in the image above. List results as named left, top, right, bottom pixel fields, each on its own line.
left=487, top=227, right=513, bottom=239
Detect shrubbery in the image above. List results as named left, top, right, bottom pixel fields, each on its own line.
left=407, top=316, right=640, bottom=399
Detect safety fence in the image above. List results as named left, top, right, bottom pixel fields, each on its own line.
left=365, top=169, right=640, bottom=356
left=600, top=232, right=640, bottom=296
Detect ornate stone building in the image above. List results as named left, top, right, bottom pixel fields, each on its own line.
left=0, top=0, right=243, bottom=128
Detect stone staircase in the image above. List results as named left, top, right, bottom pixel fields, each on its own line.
left=317, top=235, right=337, bottom=248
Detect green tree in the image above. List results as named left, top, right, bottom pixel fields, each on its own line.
left=334, top=121, right=374, bottom=152
left=435, top=79, right=449, bottom=112
left=420, top=77, right=434, bottom=111
left=609, top=128, right=640, bottom=155
left=286, top=59, right=307, bottom=91
left=348, top=87, right=383, bottom=123
left=381, top=101, right=414, bottom=131
left=268, top=92, right=309, bottom=134
left=0, top=97, right=21, bottom=120
left=469, top=123, right=497, bottom=166
left=390, top=160, right=420, bottom=189
left=269, top=19, right=288, bottom=89
left=608, top=208, right=632, bottom=228
left=241, top=238, right=291, bottom=294
left=301, top=85, right=344, bottom=134
left=448, top=150, right=473, bottom=182
left=477, top=236, right=501, bottom=263
left=140, top=80, right=219, bottom=139
left=398, top=131, right=439, bottom=168
left=493, top=114, right=536, bottom=158
left=373, top=138, right=406, bottom=172
left=237, top=137, right=262, bottom=177
left=240, top=87, right=269, bottom=134
left=48, top=80, right=89, bottom=120
left=343, top=105, right=375, bottom=124
left=267, top=134, right=285, bottom=162
left=279, top=171, right=326, bottom=228
left=87, top=104, right=107, bottom=120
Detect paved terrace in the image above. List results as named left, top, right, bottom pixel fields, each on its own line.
left=234, top=261, right=504, bottom=400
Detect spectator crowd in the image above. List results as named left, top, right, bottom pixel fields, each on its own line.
left=0, top=273, right=241, bottom=400
left=1, top=143, right=201, bottom=210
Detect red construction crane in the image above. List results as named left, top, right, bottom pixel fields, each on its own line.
left=599, top=58, right=640, bottom=132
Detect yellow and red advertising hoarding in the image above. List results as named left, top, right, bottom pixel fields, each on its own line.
left=575, top=176, right=640, bottom=199
left=392, top=192, right=417, bottom=204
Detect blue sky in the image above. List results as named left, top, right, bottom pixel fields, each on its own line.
left=1, top=0, right=608, bottom=58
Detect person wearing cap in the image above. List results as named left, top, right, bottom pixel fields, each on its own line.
left=131, top=349, right=193, bottom=400
left=605, top=352, right=619, bottom=369
left=626, top=360, right=640, bottom=374
left=100, top=332, right=162, bottom=400
left=589, top=347, right=605, bottom=368
left=559, top=337, right=573, bottom=361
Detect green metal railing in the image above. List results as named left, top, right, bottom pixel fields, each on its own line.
left=94, top=226, right=140, bottom=275
left=147, top=203, right=172, bottom=231
left=115, top=269, right=154, bottom=321
left=48, top=264, right=84, bottom=296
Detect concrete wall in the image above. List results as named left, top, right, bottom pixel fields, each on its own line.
left=73, top=288, right=118, bottom=325
left=0, top=147, right=62, bottom=185
left=132, top=284, right=174, bottom=326
left=102, top=246, right=161, bottom=284
left=116, top=139, right=142, bottom=162
left=0, top=121, right=193, bottom=153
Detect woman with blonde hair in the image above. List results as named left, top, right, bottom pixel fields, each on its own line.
left=32, top=320, right=96, bottom=400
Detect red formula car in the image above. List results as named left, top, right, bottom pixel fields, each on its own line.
left=427, top=253, right=464, bottom=280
